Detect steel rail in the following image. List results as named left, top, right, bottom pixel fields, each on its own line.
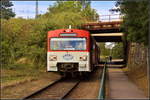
left=98, top=61, right=108, bottom=99
left=22, top=78, right=63, bottom=100
left=60, top=80, right=80, bottom=99
left=22, top=78, right=80, bottom=100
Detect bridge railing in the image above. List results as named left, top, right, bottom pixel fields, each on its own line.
left=98, top=60, right=108, bottom=99
left=99, top=14, right=123, bottom=22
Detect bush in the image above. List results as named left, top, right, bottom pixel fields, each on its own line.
left=1, top=1, right=98, bottom=69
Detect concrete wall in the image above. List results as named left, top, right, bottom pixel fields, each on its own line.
left=126, top=42, right=149, bottom=96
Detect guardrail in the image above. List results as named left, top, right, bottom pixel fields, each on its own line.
left=98, top=61, right=108, bottom=99
left=100, top=14, right=123, bottom=22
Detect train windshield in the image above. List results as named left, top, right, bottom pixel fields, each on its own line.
left=50, top=38, right=86, bottom=50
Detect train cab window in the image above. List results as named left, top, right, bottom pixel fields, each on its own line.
left=50, top=38, right=86, bottom=50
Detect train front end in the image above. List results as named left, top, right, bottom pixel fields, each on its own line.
left=47, top=29, right=90, bottom=73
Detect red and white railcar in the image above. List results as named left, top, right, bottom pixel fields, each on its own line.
left=47, top=29, right=100, bottom=74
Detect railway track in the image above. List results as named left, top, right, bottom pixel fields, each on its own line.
left=23, top=78, right=80, bottom=99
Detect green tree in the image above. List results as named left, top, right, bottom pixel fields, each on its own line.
left=115, top=0, right=149, bottom=46
left=42, top=1, right=99, bottom=23
left=112, top=42, right=124, bottom=59
left=99, top=43, right=110, bottom=57
left=0, top=0, right=15, bottom=19
left=1, top=1, right=99, bottom=69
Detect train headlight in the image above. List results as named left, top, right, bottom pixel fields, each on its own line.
left=49, top=55, right=57, bottom=61
left=80, top=56, right=87, bottom=61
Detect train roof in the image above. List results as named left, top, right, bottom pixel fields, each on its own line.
left=48, top=29, right=90, bottom=37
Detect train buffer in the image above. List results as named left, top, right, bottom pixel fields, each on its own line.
left=108, top=68, right=147, bottom=99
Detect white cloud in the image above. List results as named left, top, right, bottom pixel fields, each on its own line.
left=12, top=2, right=50, bottom=19
left=12, top=1, right=119, bottom=19
left=105, top=42, right=115, bottom=49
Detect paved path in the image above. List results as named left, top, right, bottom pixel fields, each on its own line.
left=108, top=68, right=147, bottom=99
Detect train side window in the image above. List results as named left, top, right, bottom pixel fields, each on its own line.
left=93, top=44, right=95, bottom=49
left=90, top=37, right=93, bottom=50
left=91, top=37, right=95, bottom=50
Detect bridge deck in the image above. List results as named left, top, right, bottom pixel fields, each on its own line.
left=108, top=68, right=147, bottom=99
left=82, top=21, right=124, bottom=42
left=82, top=21, right=122, bottom=32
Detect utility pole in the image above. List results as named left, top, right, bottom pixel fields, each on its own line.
left=35, top=0, right=38, bottom=18
left=81, top=0, right=91, bottom=10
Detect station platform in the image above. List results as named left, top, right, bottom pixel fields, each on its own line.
left=108, top=68, right=147, bottom=99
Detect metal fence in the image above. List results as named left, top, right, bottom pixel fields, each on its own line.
left=99, top=14, right=123, bottom=22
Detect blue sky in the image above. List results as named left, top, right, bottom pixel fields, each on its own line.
left=12, top=1, right=118, bottom=19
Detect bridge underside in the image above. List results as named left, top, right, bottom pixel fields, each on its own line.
left=88, top=28, right=122, bottom=33
left=91, top=32, right=127, bottom=66
left=93, top=36, right=122, bottom=42
left=91, top=33, right=123, bottom=42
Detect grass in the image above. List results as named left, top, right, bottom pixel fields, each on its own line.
left=1, top=62, right=61, bottom=99
left=1, top=63, right=46, bottom=88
